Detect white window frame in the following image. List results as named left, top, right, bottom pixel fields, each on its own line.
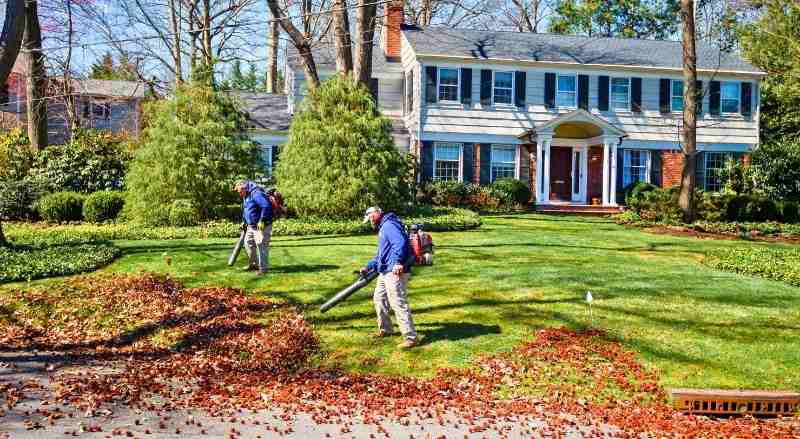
left=671, top=79, right=684, bottom=113
left=492, top=71, right=515, bottom=106
left=720, top=81, right=740, bottom=115
left=490, top=144, right=518, bottom=182
left=622, top=149, right=651, bottom=188
left=433, top=142, right=463, bottom=181
left=437, top=67, right=460, bottom=103
left=556, top=73, right=577, bottom=108
left=609, top=77, right=631, bottom=112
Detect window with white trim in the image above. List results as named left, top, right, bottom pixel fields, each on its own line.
left=490, top=144, right=516, bottom=181
left=623, top=150, right=651, bottom=188
left=671, top=80, right=684, bottom=112
left=433, top=142, right=461, bottom=181
left=437, top=68, right=459, bottom=102
left=703, top=152, right=735, bottom=192
left=493, top=71, right=514, bottom=105
left=610, top=77, right=630, bottom=111
left=721, top=82, right=740, bottom=114
left=556, top=74, right=576, bottom=108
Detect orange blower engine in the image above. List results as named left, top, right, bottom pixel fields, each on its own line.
left=409, top=224, right=434, bottom=265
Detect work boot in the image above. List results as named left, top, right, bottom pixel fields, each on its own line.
left=242, top=265, right=258, bottom=272
left=397, top=338, right=419, bottom=350
left=371, top=330, right=395, bottom=339
left=255, top=271, right=267, bottom=277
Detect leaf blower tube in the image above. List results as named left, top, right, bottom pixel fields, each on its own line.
left=319, top=269, right=378, bottom=313
left=227, top=225, right=247, bottom=266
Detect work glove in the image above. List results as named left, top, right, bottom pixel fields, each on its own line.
left=392, top=264, right=404, bottom=275
left=239, top=222, right=247, bottom=232
left=257, top=221, right=266, bottom=231
left=359, top=267, right=370, bottom=276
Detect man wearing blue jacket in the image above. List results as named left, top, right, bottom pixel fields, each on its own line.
left=235, top=180, right=273, bottom=276
left=362, top=206, right=419, bottom=349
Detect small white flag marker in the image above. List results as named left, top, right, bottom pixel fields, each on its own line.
left=586, top=291, right=594, bottom=326
left=586, top=291, right=593, bottom=303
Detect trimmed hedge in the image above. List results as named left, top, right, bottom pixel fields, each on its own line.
left=0, top=243, right=120, bottom=283
left=6, top=207, right=481, bottom=246
left=418, top=181, right=530, bottom=212
left=703, top=246, right=800, bottom=287
left=83, top=191, right=125, bottom=223
left=36, top=191, right=85, bottom=223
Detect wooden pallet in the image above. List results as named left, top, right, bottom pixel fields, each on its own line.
left=669, top=388, right=800, bottom=416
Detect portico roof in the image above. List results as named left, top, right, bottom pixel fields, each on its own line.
left=517, top=109, right=626, bottom=141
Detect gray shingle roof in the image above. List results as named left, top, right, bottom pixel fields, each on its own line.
left=72, top=79, right=147, bottom=98
left=234, top=91, right=291, bottom=132
left=286, top=40, right=402, bottom=74
left=403, top=27, right=762, bottom=74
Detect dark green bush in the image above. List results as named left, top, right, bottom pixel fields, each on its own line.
left=36, top=192, right=85, bottom=223
left=210, top=204, right=242, bottom=222
left=168, top=199, right=199, bottom=227
left=0, top=129, right=35, bottom=182
left=624, top=181, right=658, bottom=205
left=489, top=178, right=532, bottom=206
left=0, top=178, right=49, bottom=220
left=0, top=243, right=120, bottom=283
left=83, top=191, right=125, bottom=223
left=725, top=194, right=781, bottom=222
left=626, top=186, right=682, bottom=223
left=780, top=201, right=799, bottom=224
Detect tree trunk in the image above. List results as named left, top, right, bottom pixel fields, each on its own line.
left=0, top=222, right=5, bottom=247
left=679, top=0, right=698, bottom=222
left=63, top=0, right=79, bottom=135
left=353, top=0, right=377, bottom=86
left=23, top=0, right=47, bottom=151
left=421, top=0, right=431, bottom=26
left=168, top=0, right=183, bottom=84
left=199, top=0, right=213, bottom=82
left=332, top=0, right=353, bottom=74
left=266, top=0, right=320, bottom=89
left=267, top=19, right=279, bottom=93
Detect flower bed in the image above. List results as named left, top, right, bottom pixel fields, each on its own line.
left=615, top=211, right=800, bottom=241
left=704, top=246, right=800, bottom=287
left=0, top=243, right=120, bottom=283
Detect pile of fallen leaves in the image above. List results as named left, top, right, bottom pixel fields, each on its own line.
left=2, top=274, right=798, bottom=438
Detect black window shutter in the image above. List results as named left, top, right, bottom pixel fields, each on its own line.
left=578, top=74, right=589, bottom=110
left=421, top=141, right=434, bottom=182
left=650, top=150, right=662, bottom=187
left=659, top=78, right=670, bottom=113
left=425, top=66, right=437, bottom=104
left=695, top=80, right=703, bottom=114
left=544, top=72, right=556, bottom=109
left=368, top=78, right=379, bottom=104
left=480, top=70, right=492, bottom=106
left=709, top=81, right=721, bottom=115
left=514, top=71, right=526, bottom=108
left=479, top=143, right=491, bottom=185
left=0, top=83, right=8, bottom=105
left=598, top=75, right=609, bottom=111
left=460, top=68, right=472, bottom=105
left=462, top=143, right=474, bottom=183
left=631, top=77, right=642, bottom=113
left=741, top=82, right=752, bottom=117
left=271, top=146, right=279, bottom=169
left=616, top=148, right=625, bottom=203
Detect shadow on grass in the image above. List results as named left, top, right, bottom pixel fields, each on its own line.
left=421, top=322, right=502, bottom=344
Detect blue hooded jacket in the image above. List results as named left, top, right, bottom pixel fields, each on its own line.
left=366, top=213, right=413, bottom=274
left=241, top=181, right=273, bottom=225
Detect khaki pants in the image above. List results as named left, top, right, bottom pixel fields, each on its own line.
left=245, top=224, right=272, bottom=273
left=373, top=272, right=417, bottom=341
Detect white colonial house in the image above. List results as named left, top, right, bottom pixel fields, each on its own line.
left=262, top=0, right=764, bottom=208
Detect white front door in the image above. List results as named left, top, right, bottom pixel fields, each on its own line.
left=571, top=148, right=588, bottom=203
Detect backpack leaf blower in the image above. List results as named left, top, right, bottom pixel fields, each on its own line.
left=319, top=269, right=378, bottom=313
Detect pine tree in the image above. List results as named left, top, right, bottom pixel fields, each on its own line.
left=274, top=75, right=413, bottom=218
left=549, top=0, right=680, bottom=39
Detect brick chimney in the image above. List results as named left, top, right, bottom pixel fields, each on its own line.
left=380, top=0, right=404, bottom=59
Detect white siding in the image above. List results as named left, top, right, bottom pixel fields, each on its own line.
left=378, top=76, right=404, bottom=117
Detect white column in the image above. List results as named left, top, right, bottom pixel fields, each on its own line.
left=609, top=141, right=618, bottom=206
left=543, top=139, right=551, bottom=203
left=602, top=141, right=610, bottom=206
left=535, top=140, right=544, bottom=202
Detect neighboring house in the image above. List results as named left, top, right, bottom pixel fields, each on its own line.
left=281, top=0, right=765, bottom=207
left=235, top=91, right=290, bottom=176
left=0, top=58, right=147, bottom=145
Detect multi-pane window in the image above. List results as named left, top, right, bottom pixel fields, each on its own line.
left=490, top=144, right=516, bottom=181
left=433, top=143, right=461, bottom=181
left=721, top=82, right=740, bottom=114
left=623, top=150, right=651, bottom=188
left=671, top=80, right=684, bottom=112
left=556, top=74, right=576, bottom=107
left=438, top=68, right=459, bottom=102
left=704, top=152, right=733, bottom=192
left=493, top=71, right=513, bottom=105
left=610, top=78, right=630, bottom=110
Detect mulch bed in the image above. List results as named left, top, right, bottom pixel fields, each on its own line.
left=1, top=274, right=799, bottom=438
left=642, top=225, right=800, bottom=244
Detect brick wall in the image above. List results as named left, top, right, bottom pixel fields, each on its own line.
left=530, top=147, right=537, bottom=195
left=473, top=143, right=481, bottom=184
left=381, top=0, right=403, bottom=58
left=661, top=151, right=684, bottom=188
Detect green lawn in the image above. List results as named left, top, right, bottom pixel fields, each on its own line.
left=6, top=214, right=800, bottom=391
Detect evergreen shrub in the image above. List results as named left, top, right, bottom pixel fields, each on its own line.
left=83, top=191, right=125, bottom=223
left=37, top=192, right=85, bottom=223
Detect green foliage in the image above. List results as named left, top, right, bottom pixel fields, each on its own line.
left=36, top=192, right=85, bottom=223
left=780, top=201, right=799, bottom=224
left=83, top=191, right=125, bottom=223
left=124, top=82, right=263, bottom=225
left=31, top=130, right=132, bottom=193
left=749, top=139, right=800, bottom=202
left=625, top=186, right=682, bottom=223
left=168, top=199, right=199, bottom=227
left=704, top=246, right=800, bottom=287
left=418, top=181, right=528, bottom=212
left=210, top=204, right=243, bottom=222
left=274, top=75, right=413, bottom=218
left=725, top=194, right=781, bottom=222
left=548, top=0, right=680, bottom=39
left=0, top=243, right=119, bottom=283
left=0, top=129, right=35, bottom=181
left=5, top=207, right=479, bottom=246
left=489, top=178, right=532, bottom=206
left=0, top=178, right=48, bottom=220
left=624, top=181, right=658, bottom=205
left=219, top=61, right=264, bottom=92
left=90, top=51, right=139, bottom=81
